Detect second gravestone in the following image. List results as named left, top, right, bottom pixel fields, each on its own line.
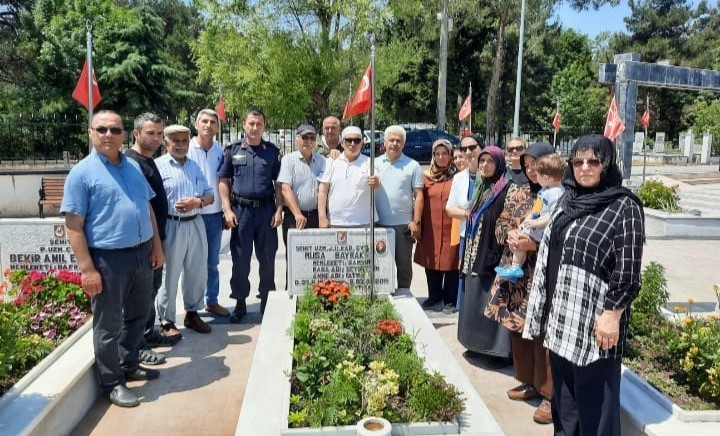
left=286, top=228, right=396, bottom=295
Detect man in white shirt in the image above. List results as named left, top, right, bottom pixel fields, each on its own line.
left=318, top=126, right=379, bottom=227
left=186, top=109, right=228, bottom=317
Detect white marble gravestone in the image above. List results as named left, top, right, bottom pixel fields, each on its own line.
left=701, top=132, right=713, bottom=164
left=633, top=132, right=644, bottom=153
left=286, top=228, right=396, bottom=295
left=683, top=130, right=695, bottom=160
left=653, top=132, right=665, bottom=153
left=0, top=218, right=79, bottom=273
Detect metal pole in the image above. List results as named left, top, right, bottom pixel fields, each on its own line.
left=553, top=98, right=559, bottom=150
left=643, top=94, right=649, bottom=184
left=512, top=0, right=527, bottom=136
left=468, top=82, right=473, bottom=133
left=86, top=20, right=94, bottom=154
left=436, top=0, right=449, bottom=131
left=369, top=36, right=376, bottom=300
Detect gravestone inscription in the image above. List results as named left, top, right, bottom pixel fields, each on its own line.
left=0, top=219, right=79, bottom=273
left=287, top=228, right=396, bottom=295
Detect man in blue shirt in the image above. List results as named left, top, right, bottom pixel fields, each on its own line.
left=375, top=125, right=424, bottom=290
left=218, top=109, right=282, bottom=322
left=187, top=109, right=229, bottom=317
left=155, top=124, right=215, bottom=336
left=62, top=110, right=164, bottom=408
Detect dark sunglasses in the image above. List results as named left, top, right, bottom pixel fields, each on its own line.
left=571, top=157, right=602, bottom=168
left=343, top=137, right=362, bottom=145
left=507, top=146, right=525, bottom=152
left=93, top=126, right=124, bottom=135
left=460, top=144, right=478, bottom=152
left=301, top=134, right=316, bottom=140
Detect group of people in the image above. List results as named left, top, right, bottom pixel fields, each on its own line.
left=450, top=134, right=644, bottom=435
left=62, top=106, right=644, bottom=436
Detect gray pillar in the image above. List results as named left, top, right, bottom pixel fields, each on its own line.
left=614, top=53, right=640, bottom=179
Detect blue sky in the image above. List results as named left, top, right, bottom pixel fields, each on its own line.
left=554, top=0, right=713, bottom=39
left=553, top=2, right=632, bottom=38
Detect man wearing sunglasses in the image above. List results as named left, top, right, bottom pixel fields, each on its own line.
left=318, top=126, right=379, bottom=228
left=374, top=125, right=424, bottom=291
left=278, top=124, right=326, bottom=247
left=62, top=110, right=164, bottom=408
left=505, top=137, right=528, bottom=185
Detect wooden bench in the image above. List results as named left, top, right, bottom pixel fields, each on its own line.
left=38, top=175, right=67, bottom=218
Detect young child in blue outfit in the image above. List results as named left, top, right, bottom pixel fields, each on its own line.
left=496, top=153, right=566, bottom=281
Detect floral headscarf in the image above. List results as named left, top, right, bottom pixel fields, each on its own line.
left=424, top=139, right=457, bottom=182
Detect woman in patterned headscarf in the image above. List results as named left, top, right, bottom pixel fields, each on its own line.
left=457, top=145, right=513, bottom=362
left=523, top=134, right=644, bottom=435
left=414, top=139, right=458, bottom=312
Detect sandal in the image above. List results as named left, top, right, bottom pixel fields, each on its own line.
left=145, top=330, right=180, bottom=347
left=139, top=348, right=166, bottom=365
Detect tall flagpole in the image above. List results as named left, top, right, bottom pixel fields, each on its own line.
left=86, top=20, right=94, bottom=154
left=218, top=86, right=223, bottom=146
left=553, top=98, right=559, bottom=149
left=369, top=35, right=376, bottom=300
left=468, top=82, right=473, bottom=133
left=643, top=94, right=649, bottom=184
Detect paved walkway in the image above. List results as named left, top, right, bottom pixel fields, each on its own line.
left=70, top=163, right=720, bottom=436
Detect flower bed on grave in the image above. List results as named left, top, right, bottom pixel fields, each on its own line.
left=0, top=268, right=91, bottom=397
left=287, top=280, right=465, bottom=428
left=624, top=262, right=720, bottom=411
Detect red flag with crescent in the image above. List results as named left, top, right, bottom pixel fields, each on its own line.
left=343, top=65, right=372, bottom=121
left=458, top=95, right=471, bottom=121
left=641, top=108, right=651, bottom=130
left=603, top=95, right=625, bottom=141
left=215, top=97, right=227, bottom=122
left=552, top=107, right=561, bottom=131
left=72, top=59, right=102, bottom=110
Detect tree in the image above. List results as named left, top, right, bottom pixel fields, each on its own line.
left=193, top=0, right=384, bottom=125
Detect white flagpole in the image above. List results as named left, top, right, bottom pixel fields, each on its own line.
left=468, top=82, right=472, bottom=133
left=553, top=98, right=559, bottom=150
left=86, top=20, right=94, bottom=154
left=218, top=86, right=223, bottom=146
left=369, top=36, right=376, bottom=299
left=643, top=94, right=649, bottom=184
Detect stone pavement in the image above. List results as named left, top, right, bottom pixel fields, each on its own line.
left=69, top=162, right=720, bottom=436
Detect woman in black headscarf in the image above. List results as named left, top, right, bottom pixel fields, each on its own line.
left=484, top=141, right=556, bottom=424
left=457, top=146, right=513, bottom=362
left=523, top=134, right=644, bottom=436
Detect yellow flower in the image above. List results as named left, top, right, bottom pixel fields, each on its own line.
left=684, top=316, right=693, bottom=327
left=688, top=298, right=695, bottom=304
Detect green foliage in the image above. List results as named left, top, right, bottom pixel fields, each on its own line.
left=635, top=179, right=681, bottom=211
left=690, top=98, right=720, bottom=154
left=666, top=316, right=720, bottom=401
left=288, top=288, right=464, bottom=428
left=630, top=261, right=670, bottom=337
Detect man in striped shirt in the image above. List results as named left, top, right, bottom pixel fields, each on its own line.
left=154, top=124, right=215, bottom=336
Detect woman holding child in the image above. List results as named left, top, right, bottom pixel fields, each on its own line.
left=484, top=141, right=562, bottom=424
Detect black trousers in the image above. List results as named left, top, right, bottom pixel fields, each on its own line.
left=425, top=268, right=459, bottom=306
left=89, top=242, right=153, bottom=393
left=549, top=351, right=622, bottom=436
left=281, top=208, right=319, bottom=247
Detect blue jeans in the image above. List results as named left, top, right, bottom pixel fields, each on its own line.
left=202, top=212, right=223, bottom=305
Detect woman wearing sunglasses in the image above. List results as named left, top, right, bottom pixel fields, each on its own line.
left=523, top=134, right=644, bottom=435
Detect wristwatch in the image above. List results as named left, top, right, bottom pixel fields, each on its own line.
left=413, top=220, right=421, bottom=225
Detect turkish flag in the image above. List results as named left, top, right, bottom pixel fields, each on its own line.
left=458, top=95, right=471, bottom=121
left=552, top=108, right=561, bottom=131
left=343, top=65, right=372, bottom=121
left=215, top=97, right=227, bottom=122
left=72, top=59, right=101, bottom=110
left=603, top=95, right=625, bottom=141
left=641, top=108, right=651, bottom=130
left=341, top=99, right=351, bottom=121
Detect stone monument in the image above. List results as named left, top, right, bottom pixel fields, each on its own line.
left=0, top=219, right=78, bottom=273
left=633, top=132, right=644, bottom=153
left=683, top=130, right=695, bottom=161
left=701, top=132, right=713, bottom=164
left=286, top=228, right=396, bottom=295
left=653, top=132, right=666, bottom=153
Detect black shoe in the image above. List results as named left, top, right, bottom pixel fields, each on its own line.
left=108, top=384, right=139, bottom=408
left=421, top=298, right=441, bottom=309
left=125, top=367, right=160, bottom=381
left=145, top=329, right=180, bottom=347
left=230, top=299, right=247, bottom=324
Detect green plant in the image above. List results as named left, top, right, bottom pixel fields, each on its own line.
left=666, top=316, right=720, bottom=401
left=287, top=285, right=465, bottom=428
left=0, top=268, right=91, bottom=397
left=630, top=262, right=670, bottom=337
left=635, top=179, right=681, bottom=211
